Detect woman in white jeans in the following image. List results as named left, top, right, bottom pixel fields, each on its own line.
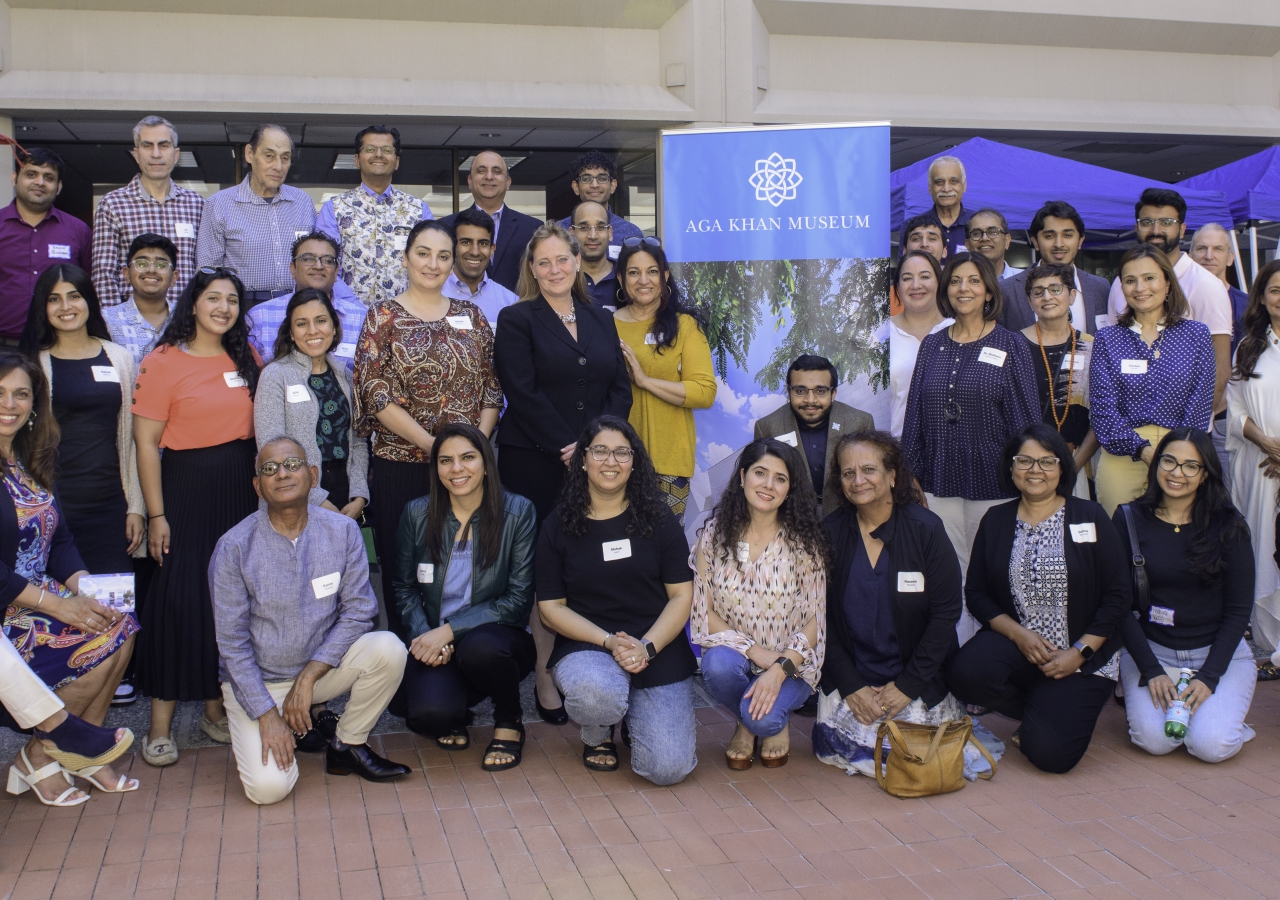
left=1113, top=428, right=1256, bottom=763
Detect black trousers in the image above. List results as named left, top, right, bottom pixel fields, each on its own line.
left=368, top=456, right=434, bottom=638
left=400, top=623, right=535, bottom=736
left=321, top=460, right=351, bottom=508
left=947, top=629, right=1113, bottom=774
left=498, top=445, right=565, bottom=524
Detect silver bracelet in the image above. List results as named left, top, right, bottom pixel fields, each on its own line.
left=36, top=588, right=45, bottom=609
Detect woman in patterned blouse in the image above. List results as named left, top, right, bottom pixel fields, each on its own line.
left=354, top=220, right=502, bottom=638
left=690, top=438, right=827, bottom=770
left=947, top=424, right=1130, bottom=773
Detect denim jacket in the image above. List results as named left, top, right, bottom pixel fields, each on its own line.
left=393, top=491, right=536, bottom=642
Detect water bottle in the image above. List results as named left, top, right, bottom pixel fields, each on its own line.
left=1164, top=667, right=1193, bottom=740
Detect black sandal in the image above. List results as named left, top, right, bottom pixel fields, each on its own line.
left=436, top=726, right=470, bottom=752
left=482, top=723, right=525, bottom=772
left=583, top=727, right=619, bottom=772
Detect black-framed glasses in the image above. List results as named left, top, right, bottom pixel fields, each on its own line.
left=257, top=457, right=306, bottom=477
left=1157, top=455, right=1204, bottom=476
left=198, top=265, right=239, bottom=276
left=294, top=253, right=338, bottom=268
left=130, top=259, right=172, bottom=272
left=576, top=173, right=613, bottom=185
left=1137, top=217, right=1180, bottom=228
left=1011, top=455, right=1060, bottom=471
left=588, top=445, right=634, bottom=463
left=967, top=227, right=1007, bottom=240
left=788, top=386, right=832, bottom=399
left=622, top=236, right=662, bottom=250
left=1029, top=284, right=1070, bottom=299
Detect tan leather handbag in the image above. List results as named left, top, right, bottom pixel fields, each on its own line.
left=873, top=716, right=997, bottom=798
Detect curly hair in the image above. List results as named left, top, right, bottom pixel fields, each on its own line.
left=826, top=430, right=924, bottom=509
left=158, top=267, right=260, bottom=397
left=704, top=439, right=827, bottom=568
left=0, top=351, right=59, bottom=490
left=558, top=415, right=668, bottom=538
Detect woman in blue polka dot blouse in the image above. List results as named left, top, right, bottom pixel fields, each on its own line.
left=1089, top=245, right=1214, bottom=515
left=902, top=252, right=1040, bottom=641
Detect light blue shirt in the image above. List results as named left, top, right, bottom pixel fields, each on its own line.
left=441, top=270, right=518, bottom=331
left=439, top=543, right=473, bottom=621
left=246, top=283, right=369, bottom=373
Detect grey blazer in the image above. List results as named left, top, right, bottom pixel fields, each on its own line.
left=999, top=268, right=1111, bottom=335
left=254, top=350, right=370, bottom=506
left=754, top=399, right=874, bottom=516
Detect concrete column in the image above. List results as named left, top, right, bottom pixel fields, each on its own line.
left=723, top=0, right=769, bottom=125
left=659, top=0, right=726, bottom=125
left=0, top=116, right=12, bottom=209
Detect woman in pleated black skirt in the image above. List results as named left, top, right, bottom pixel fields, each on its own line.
left=131, top=267, right=261, bottom=766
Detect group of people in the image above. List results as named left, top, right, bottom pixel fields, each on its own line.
left=0, top=123, right=1272, bottom=809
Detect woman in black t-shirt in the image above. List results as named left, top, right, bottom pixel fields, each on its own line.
left=536, top=415, right=696, bottom=784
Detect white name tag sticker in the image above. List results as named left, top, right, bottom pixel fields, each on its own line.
left=1095, top=314, right=1111, bottom=331
left=608, top=244, right=621, bottom=261
left=736, top=542, right=750, bottom=563
left=311, top=571, right=340, bottom=599
left=644, top=333, right=657, bottom=345
left=1061, top=354, right=1087, bottom=371
left=776, top=431, right=798, bottom=447
left=286, top=384, right=309, bottom=403
left=897, top=572, right=925, bottom=592
left=446, top=315, right=472, bottom=330
left=91, top=365, right=120, bottom=383
left=1121, top=359, right=1148, bottom=375
left=977, top=347, right=1007, bottom=367
left=294, top=230, right=309, bottom=240
left=175, top=222, right=195, bottom=239
left=1069, top=523, right=1097, bottom=543
left=334, top=342, right=357, bottom=358
left=223, top=371, right=248, bottom=388
left=831, top=422, right=841, bottom=431
left=393, top=234, right=408, bottom=252
left=48, top=244, right=72, bottom=260
left=417, top=563, right=433, bottom=584
left=1149, top=605, right=1175, bottom=626
left=603, top=539, right=632, bottom=561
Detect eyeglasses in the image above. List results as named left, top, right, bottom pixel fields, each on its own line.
left=576, top=173, right=613, bottom=185
left=198, top=265, right=238, bottom=276
left=1157, top=455, right=1204, bottom=476
left=1011, top=455, right=1060, bottom=471
left=1029, top=284, right=1070, bottom=299
left=571, top=224, right=610, bottom=236
left=967, top=227, right=1007, bottom=240
left=1137, top=217, right=1180, bottom=228
left=622, top=236, right=662, bottom=249
left=294, top=253, right=338, bottom=268
left=788, top=386, right=832, bottom=399
left=359, top=146, right=397, bottom=157
left=130, top=259, right=172, bottom=272
left=257, top=457, right=306, bottom=477
left=588, top=445, right=634, bottom=463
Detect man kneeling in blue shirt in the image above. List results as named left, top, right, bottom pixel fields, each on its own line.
left=211, top=437, right=410, bottom=804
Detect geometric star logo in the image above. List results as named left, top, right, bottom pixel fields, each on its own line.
left=748, top=152, right=803, bottom=207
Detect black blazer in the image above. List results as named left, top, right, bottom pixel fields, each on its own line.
left=998, top=267, right=1111, bottom=335
left=966, top=496, right=1131, bottom=675
left=439, top=204, right=543, bottom=293
left=821, top=502, right=962, bottom=708
left=493, top=296, right=633, bottom=456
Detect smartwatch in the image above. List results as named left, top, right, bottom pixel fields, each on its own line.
left=641, top=638, right=658, bottom=661
left=775, top=656, right=798, bottom=678
left=1072, top=640, right=1094, bottom=661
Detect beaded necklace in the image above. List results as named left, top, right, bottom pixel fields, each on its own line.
left=1034, top=322, right=1076, bottom=431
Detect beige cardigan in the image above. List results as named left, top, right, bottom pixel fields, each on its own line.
left=39, top=341, right=146, bottom=557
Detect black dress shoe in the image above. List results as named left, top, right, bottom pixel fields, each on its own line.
left=326, top=741, right=411, bottom=781
left=536, top=685, right=569, bottom=725
left=295, top=710, right=341, bottom=753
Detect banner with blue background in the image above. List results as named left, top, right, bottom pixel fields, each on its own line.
left=660, top=123, right=891, bottom=539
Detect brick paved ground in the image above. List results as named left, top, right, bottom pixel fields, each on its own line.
left=3, top=680, right=1280, bottom=899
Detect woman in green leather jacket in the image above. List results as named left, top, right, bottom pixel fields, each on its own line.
left=393, top=421, right=537, bottom=771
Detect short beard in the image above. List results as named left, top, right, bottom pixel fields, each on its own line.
left=1141, top=233, right=1179, bottom=254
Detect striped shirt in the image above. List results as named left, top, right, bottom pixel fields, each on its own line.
left=91, top=176, right=204, bottom=306
left=196, top=177, right=316, bottom=293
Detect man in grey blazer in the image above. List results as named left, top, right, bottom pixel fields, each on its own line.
left=999, top=200, right=1111, bottom=335
left=753, top=355, right=874, bottom=516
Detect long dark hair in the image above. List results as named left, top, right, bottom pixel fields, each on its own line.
left=19, top=264, right=112, bottom=355
left=615, top=240, right=706, bottom=353
left=705, top=439, right=826, bottom=567
left=271, top=288, right=343, bottom=362
left=0, top=351, right=59, bottom=489
left=158, top=267, right=259, bottom=397
left=1115, top=244, right=1189, bottom=329
left=426, top=422, right=504, bottom=571
left=559, top=415, right=667, bottom=538
left=827, top=430, right=924, bottom=508
left=1133, top=427, right=1248, bottom=580
left=1231, top=258, right=1280, bottom=382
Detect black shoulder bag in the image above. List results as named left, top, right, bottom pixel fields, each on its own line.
left=1119, top=503, right=1151, bottom=615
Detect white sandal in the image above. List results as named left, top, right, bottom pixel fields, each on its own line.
left=6, top=747, right=90, bottom=807
left=68, top=765, right=139, bottom=793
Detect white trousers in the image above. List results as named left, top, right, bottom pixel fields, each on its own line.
left=222, top=631, right=406, bottom=806
left=924, top=494, right=1005, bottom=644
left=0, top=633, right=62, bottom=729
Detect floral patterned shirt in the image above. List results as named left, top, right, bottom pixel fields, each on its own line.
left=322, top=185, right=430, bottom=307
left=689, top=519, right=826, bottom=688
left=353, top=296, right=502, bottom=463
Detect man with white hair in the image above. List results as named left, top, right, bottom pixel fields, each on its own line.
left=92, top=115, right=204, bottom=306
left=927, top=156, right=970, bottom=256
left=1190, top=223, right=1249, bottom=351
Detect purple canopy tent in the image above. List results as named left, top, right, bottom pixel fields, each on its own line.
left=1179, top=147, right=1280, bottom=287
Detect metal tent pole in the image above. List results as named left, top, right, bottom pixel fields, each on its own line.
left=1250, top=222, right=1260, bottom=287
left=1229, top=227, right=1248, bottom=292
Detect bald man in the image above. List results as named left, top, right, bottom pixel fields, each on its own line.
left=438, top=150, right=543, bottom=292
left=1191, top=223, right=1249, bottom=351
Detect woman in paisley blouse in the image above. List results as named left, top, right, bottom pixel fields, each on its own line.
left=0, top=351, right=139, bottom=804
left=354, top=220, right=503, bottom=636
left=254, top=288, right=369, bottom=517
left=947, top=423, right=1130, bottom=773
left=690, top=438, right=826, bottom=770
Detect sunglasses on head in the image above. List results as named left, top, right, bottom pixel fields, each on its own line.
left=622, top=236, right=662, bottom=250
left=198, top=265, right=239, bottom=277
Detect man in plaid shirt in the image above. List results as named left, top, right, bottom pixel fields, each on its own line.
left=92, top=116, right=204, bottom=306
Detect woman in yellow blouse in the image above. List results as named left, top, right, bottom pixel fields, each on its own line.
left=613, top=237, right=716, bottom=519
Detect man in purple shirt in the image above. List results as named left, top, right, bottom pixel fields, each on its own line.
left=0, top=148, right=91, bottom=341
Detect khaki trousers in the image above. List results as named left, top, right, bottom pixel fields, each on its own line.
left=1097, top=425, right=1170, bottom=516
left=222, top=631, right=406, bottom=805
left=0, top=633, right=62, bottom=729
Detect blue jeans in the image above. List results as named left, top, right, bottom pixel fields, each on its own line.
left=699, top=645, right=812, bottom=737
left=1119, top=638, right=1256, bottom=764
left=552, top=649, right=697, bottom=786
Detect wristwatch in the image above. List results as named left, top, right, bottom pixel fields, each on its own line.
left=774, top=656, right=798, bottom=678
left=641, top=638, right=658, bottom=661
left=1072, top=640, right=1094, bottom=661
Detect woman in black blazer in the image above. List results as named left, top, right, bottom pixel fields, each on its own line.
left=812, top=431, right=966, bottom=778
left=493, top=221, right=632, bottom=723
left=947, top=423, right=1131, bottom=773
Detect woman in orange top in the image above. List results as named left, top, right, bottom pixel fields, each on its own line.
left=131, top=267, right=260, bottom=767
